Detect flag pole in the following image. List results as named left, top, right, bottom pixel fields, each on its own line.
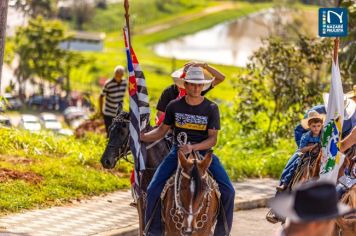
left=333, top=0, right=342, bottom=63
left=333, top=38, right=339, bottom=63
left=124, top=0, right=131, bottom=46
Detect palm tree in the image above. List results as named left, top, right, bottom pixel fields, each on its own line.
left=0, top=0, right=9, bottom=93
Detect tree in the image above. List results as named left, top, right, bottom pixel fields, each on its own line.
left=0, top=0, right=9, bottom=93
left=11, top=0, right=57, bottom=18
left=71, top=0, right=95, bottom=30
left=339, top=0, right=356, bottom=88
left=236, top=35, right=333, bottom=145
left=61, top=51, right=88, bottom=97
left=14, top=16, right=85, bottom=96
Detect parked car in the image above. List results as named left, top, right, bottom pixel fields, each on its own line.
left=58, top=128, right=74, bottom=136
left=40, top=113, right=62, bottom=132
left=0, top=115, right=12, bottom=127
left=63, top=106, right=88, bottom=128
left=27, top=95, right=60, bottom=110
left=0, top=94, right=23, bottom=110
left=63, top=106, right=87, bottom=120
left=19, top=114, right=41, bottom=132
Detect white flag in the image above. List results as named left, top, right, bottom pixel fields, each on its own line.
left=319, top=59, right=345, bottom=183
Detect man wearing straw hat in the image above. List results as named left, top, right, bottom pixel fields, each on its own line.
left=155, top=61, right=225, bottom=125
left=141, top=66, right=235, bottom=236
left=270, top=180, right=354, bottom=236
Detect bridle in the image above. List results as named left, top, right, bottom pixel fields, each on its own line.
left=170, top=132, right=216, bottom=234
left=110, top=115, right=167, bottom=165
left=108, top=115, right=132, bottom=164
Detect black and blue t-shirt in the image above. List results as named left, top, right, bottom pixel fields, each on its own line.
left=164, top=97, right=220, bottom=144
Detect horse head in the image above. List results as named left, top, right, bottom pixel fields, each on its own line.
left=309, top=143, right=322, bottom=159
left=176, top=150, right=213, bottom=234
left=101, top=111, right=130, bottom=169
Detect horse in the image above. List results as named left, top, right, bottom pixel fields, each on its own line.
left=160, top=150, right=220, bottom=236
left=266, top=144, right=322, bottom=224
left=100, top=111, right=170, bottom=236
left=334, top=145, right=356, bottom=236
left=288, top=144, right=322, bottom=190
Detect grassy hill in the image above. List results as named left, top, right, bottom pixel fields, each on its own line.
left=1, top=0, right=300, bottom=214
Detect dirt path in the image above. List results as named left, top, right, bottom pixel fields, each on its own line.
left=141, top=2, right=237, bottom=35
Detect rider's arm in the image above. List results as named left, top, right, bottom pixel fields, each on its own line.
left=99, top=83, right=108, bottom=116
left=99, top=95, right=104, bottom=115
left=140, top=124, right=170, bottom=143
left=191, top=129, right=218, bottom=151
left=340, top=127, right=356, bottom=153
left=298, top=132, right=310, bottom=153
left=205, top=64, right=225, bottom=87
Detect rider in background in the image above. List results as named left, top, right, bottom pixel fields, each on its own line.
left=270, top=181, right=353, bottom=236
left=277, top=111, right=325, bottom=191
left=294, top=86, right=356, bottom=145
left=141, top=66, right=235, bottom=236
left=155, top=61, right=225, bottom=126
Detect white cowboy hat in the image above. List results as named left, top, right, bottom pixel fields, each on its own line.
left=301, top=110, right=325, bottom=129
left=171, top=67, right=214, bottom=91
left=323, top=93, right=356, bottom=120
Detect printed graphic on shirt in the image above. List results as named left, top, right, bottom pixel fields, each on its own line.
left=175, top=113, right=208, bottom=131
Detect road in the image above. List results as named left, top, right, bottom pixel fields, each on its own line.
left=231, top=208, right=281, bottom=236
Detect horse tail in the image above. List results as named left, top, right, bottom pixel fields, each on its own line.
left=191, top=160, right=202, bottom=200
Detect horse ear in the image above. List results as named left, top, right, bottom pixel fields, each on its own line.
left=200, top=151, right=212, bottom=173
left=178, top=150, right=189, bottom=169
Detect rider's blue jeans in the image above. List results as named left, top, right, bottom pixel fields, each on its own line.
left=145, top=146, right=235, bottom=236
left=280, top=152, right=301, bottom=185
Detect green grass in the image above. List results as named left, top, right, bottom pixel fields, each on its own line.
left=82, top=0, right=214, bottom=33
left=137, top=2, right=272, bottom=45
left=67, top=0, right=294, bottom=179
left=1, top=0, right=310, bottom=214
left=215, top=104, right=296, bottom=180
left=69, top=1, right=272, bottom=98
left=0, top=128, right=131, bottom=214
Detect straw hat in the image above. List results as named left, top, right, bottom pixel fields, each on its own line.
left=171, top=66, right=214, bottom=91
left=301, top=110, right=325, bottom=129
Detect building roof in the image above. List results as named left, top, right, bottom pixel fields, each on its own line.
left=71, top=31, right=106, bottom=41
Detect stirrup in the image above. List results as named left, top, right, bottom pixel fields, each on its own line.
left=266, top=209, right=283, bottom=224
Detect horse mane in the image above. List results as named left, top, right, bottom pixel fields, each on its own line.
left=117, top=111, right=129, bottom=120
left=191, top=161, right=202, bottom=200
